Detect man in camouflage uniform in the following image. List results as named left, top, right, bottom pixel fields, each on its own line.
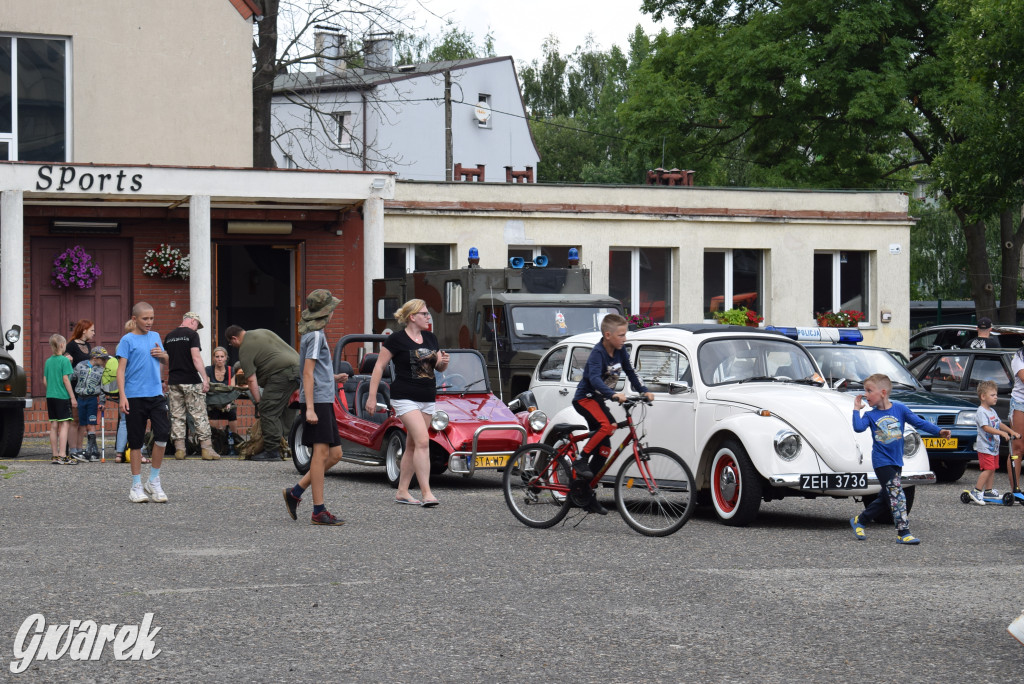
left=164, top=312, right=217, bottom=460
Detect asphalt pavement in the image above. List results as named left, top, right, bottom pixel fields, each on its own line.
left=1, top=437, right=1023, bottom=682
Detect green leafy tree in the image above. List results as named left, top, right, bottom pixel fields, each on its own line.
left=627, top=0, right=1024, bottom=321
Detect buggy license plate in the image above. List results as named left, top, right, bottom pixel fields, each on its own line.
left=800, top=473, right=868, bottom=490
left=474, top=454, right=511, bottom=469
left=922, top=437, right=958, bottom=449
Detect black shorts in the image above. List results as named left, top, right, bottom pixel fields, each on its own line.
left=207, top=405, right=238, bottom=421
left=46, top=398, right=72, bottom=421
left=301, top=403, right=340, bottom=448
left=125, top=396, right=171, bottom=449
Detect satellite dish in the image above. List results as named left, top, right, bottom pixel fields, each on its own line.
left=474, top=102, right=490, bottom=124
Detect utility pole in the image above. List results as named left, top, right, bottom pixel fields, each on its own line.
left=445, top=69, right=453, bottom=181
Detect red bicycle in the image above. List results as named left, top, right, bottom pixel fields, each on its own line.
left=502, top=396, right=696, bottom=536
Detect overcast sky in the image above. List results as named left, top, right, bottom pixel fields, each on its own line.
left=406, top=0, right=668, bottom=67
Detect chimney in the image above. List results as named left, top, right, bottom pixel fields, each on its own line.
left=364, top=32, right=394, bottom=70
left=315, top=30, right=346, bottom=77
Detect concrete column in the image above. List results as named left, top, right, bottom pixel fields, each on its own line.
left=0, top=190, right=25, bottom=365
left=189, top=195, right=212, bottom=363
left=363, top=195, right=384, bottom=332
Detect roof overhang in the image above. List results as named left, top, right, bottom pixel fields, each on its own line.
left=0, top=162, right=394, bottom=211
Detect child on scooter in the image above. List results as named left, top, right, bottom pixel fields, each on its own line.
left=968, top=380, right=1020, bottom=505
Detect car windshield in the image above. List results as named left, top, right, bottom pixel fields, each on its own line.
left=807, top=346, right=921, bottom=390
left=509, top=306, right=619, bottom=341
left=698, top=337, right=819, bottom=386
left=434, top=350, right=489, bottom=394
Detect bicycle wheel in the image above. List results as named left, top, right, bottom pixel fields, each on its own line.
left=614, top=446, right=696, bottom=537
left=503, top=443, right=572, bottom=528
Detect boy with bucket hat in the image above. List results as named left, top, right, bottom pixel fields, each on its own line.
left=283, top=289, right=346, bottom=525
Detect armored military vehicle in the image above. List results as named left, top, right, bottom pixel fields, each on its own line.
left=372, top=249, right=623, bottom=401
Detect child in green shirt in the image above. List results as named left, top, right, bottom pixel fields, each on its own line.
left=43, top=334, right=77, bottom=465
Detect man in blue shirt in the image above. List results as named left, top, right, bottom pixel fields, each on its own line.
left=117, top=302, right=170, bottom=504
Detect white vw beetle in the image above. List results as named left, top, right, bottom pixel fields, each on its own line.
left=526, top=324, right=936, bottom=526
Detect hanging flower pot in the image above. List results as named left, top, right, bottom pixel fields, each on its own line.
left=51, top=245, right=102, bottom=289
left=142, top=244, right=190, bottom=280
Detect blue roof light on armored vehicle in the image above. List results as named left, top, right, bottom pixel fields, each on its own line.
left=766, top=326, right=864, bottom=344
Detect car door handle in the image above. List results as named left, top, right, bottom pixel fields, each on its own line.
left=559, top=388, right=569, bottom=395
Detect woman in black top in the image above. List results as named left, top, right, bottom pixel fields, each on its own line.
left=366, top=298, right=449, bottom=507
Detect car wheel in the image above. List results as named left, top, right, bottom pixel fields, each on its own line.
left=289, top=417, right=311, bottom=476
left=862, top=486, right=916, bottom=522
left=0, top=408, right=25, bottom=459
left=710, top=439, right=762, bottom=526
left=931, top=459, right=967, bottom=483
left=384, top=431, right=405, bottom=488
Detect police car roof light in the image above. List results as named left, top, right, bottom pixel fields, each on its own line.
left=766, top=326, right=863, bottom=344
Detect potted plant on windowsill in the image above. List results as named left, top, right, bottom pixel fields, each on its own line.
left=816, top=310, right=865, bottom=327
left=628, top=313, right=658, bottom=330
left=712, top=307, right=763, bottom=327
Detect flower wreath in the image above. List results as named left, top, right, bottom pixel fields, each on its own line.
left=142, top=244, right=190, bottom=280
left=51, top=245, right=102, bottom=289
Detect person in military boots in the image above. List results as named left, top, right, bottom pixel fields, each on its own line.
left=164, top=312, right=217, bottom=461
left=225, top=324, right=300, bottom=462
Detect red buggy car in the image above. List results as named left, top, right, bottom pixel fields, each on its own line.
left=288, top=334, right=548, bottom=486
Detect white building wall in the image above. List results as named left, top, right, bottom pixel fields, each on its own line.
left=272, top=58, right=539, bottom=181
left=384, top=182, right=914, bottom=354
left=0, top=0, right=254, bottom=166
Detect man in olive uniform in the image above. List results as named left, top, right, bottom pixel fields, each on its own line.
left=225, top=325, right=300, bottom=462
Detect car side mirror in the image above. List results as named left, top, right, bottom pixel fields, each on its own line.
left=668, top=381, right=692, bottom=395
left=831, top=378, right=848, bottom=390
left=922, top=379, right=933, bottom=391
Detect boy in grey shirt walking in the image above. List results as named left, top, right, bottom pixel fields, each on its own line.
left=282, top=289, right=345, bottom=525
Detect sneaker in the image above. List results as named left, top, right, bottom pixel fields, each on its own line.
left=71, top=450, right=89, bottom=462
left=1008, top=611, right=1024, bottom=645
left=985, top=488, right=1002, bottom=498
left=849, top=515, right=866, bottom=540
left=88, top=452, right=101, bottom=462
left=283, top=488, right=301, bottom=520
left=896, top=533, right=921, bottom=545
left=129, top=484, right=149, bottom=503
left=572, top=457, right=593, bottom=480
left=969, top=489, right=987, bottom=505
left=584, top=497, right=609, bottom=515
left=144, top=479, right=168, bottom=503
left=311, top=509, right=345, bottom=526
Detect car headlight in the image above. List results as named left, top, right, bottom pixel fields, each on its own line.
left=773, top=430, right=801, bottom=461
left=4, top=326, right=19, bottom=344
left=528, top=409, right=548, bottom=433
left=956, top=410, right=976, bottom=426
left=430, top=410, right=450, bottom=431
left=903, top=431, right=922, bottom=457
left=0, top=363, right=10, bottom=381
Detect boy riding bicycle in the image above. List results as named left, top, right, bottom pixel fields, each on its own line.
left=572, top=313, right=654, bottom=514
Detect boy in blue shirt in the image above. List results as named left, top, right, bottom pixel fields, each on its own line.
left=850, top=373, right=950, bottom=544
left=572, top=313, right=653, bottom=514
left=116, top=302, right=170, bottom=503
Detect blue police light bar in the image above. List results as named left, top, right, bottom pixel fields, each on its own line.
left=766, top=326, right=863, bottom=344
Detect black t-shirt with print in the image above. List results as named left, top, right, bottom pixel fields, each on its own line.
left=383, top=329, right=439, bottom=402
left=164, top=326, right=202, bottom=385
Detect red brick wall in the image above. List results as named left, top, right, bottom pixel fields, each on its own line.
left=21, top=205, right=365, bottom=436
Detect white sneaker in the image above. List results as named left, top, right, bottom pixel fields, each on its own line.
left=986, top=488, right=1002, bottom=498
left=969, top=489, right=986, bottom=505
left=144, top=479, right=168, bottom=503
left=129, top=484, right=149, bottom=503
left=1008, top=611, right=1024, bottom=645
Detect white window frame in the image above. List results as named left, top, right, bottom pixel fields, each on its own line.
left=815, top=250, right=871, bottom=325
left=385, top=244, right=451, bottom=274
left=0, top=34, right=72, bottom=162
left=703, top=249, right=764, bottom=321
left=610, top=247, right=672, bottom=320
left=476, top=93, right=491, bottom=129
left=332, top=111, right=352, bottom=150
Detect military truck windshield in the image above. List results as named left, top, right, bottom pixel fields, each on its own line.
left=509, top=306, right=619, bottom=340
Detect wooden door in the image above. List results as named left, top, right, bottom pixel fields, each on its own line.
left=30, top=237, right=132, bottom=396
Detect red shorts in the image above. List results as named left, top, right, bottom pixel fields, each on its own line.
left=978, top=452, right=999, bottom=471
